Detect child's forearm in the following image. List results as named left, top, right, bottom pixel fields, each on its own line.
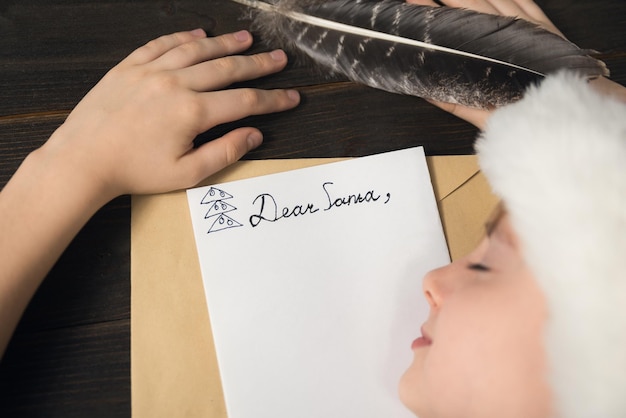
left=0, top=139, right=110, bottom=356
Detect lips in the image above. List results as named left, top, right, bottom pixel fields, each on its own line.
left=411, top=326, right=432, bottom=350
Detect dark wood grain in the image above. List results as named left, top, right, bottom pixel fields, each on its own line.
left=0, top=320, right=130, bottom=417
left=0, top=0, right=624, bottom=416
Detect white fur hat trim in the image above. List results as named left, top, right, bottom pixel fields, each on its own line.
left=476, top=72, right=626, bottom=418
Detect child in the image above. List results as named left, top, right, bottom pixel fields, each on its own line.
left=399, top=72, right=626, bottom=417
left=1, top=1, right=624, bottom=416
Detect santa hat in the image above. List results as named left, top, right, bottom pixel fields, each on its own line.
left=476, top=72, right=626, bottom=418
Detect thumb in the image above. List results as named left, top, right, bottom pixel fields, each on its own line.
left=426, top=99, right=491, bottom=130
left=180, top=127, right=263, bottom=185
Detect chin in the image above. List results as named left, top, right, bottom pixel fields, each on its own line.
left=398, top=363, right=422, bottom=417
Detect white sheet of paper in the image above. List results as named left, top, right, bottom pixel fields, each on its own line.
left=186, top=147, right=449, bottom=418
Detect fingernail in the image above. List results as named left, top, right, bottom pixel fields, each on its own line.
left=287, top=89, right=300, bottom=103
left=247, top=131, right=263, bottom=149
left=233, top=30, right=251, bottom=42
left=269, top=49, right=287, bottom=61
left=190, top=28, right=206, bottom=37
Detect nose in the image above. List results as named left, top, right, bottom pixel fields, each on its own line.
left=422, top=262, right=464, bottom=309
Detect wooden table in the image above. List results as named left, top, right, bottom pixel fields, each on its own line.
left=0, top=1, right=624, bottom=416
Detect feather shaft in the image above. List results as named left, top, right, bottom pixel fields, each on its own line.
left=233, top=0, right=543, bottom=76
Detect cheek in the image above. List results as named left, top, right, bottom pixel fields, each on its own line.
left=399, top=298, right=493, bottom=417
left=399, top=285, right=549, bottom=418
left=399, top=349, right=473, bottom=418
left=398, top=350, right=425, bottom=414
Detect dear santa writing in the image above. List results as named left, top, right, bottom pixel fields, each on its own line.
left=249, top=181, right=391, bottom=227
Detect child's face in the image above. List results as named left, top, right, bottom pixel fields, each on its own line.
left=399, top=212, right=552, bottom=418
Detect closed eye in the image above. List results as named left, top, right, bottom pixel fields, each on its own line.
left=467, top=263, right=490, bottom=272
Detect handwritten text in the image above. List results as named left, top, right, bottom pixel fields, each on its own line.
left=249, top=182, right=391, bottom=227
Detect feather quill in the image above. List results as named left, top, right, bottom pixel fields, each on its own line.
left=231, top=0, right=608, bottom=108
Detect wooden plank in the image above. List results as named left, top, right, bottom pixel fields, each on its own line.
left=0, top=114, right=65, bottom=186
left=2, top=0, right=624, bottom=118
left=0, top=319, right=130, bottom=418
left=14, top=196, right=130, bottom=333
left=542, top=0, right=626, bottom=50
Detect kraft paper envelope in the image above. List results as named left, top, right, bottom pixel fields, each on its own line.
left=131, top=155, right=498, bottom=418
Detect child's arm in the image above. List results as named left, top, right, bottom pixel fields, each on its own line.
left=0, top=29, right=300, bottom=356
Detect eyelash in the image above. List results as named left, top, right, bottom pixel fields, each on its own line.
left=467, top=263, right=490, bottom=272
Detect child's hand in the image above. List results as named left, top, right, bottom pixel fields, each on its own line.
left=408, top=0, right=563, bottom=36
left=44, top=29, right=300, bottom=199
left=0, top=30, right=300, bottom=354
left=405, top=0, right=563, bottom=129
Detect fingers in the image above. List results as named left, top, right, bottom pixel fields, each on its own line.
left=122, top=30, right=290, bottom=92
left=481, top=0, right=552, bottom=27
left=196, top=88, right=300, bottom=132
left=482, top=0, right=527, bottom=17
left=405, top=0, right=440, bottom=6
left=407, top=0, right=530, bottom=21
left=512, top=0, right=564, bottom=36
left=178, top=49, right=289, bottom=92
left=427, top=99, right=490, bottom=130
left=589, top=77, right=626, bottom=104
left=435, top=0, right=564, bottom=36
left=122, top=29, right=208, bottom=66
left=121, top=30, right=257, bottom=72
left=481, top=0, right=565, bottom=37
left=433, top=0, right=526, bottom=20
left=439, top=0, right=499, bottom=14
left=149, top=30, right=254, bottom=71
left=179, top=127, right=264, bottom=186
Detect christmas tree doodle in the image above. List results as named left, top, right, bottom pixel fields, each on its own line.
left=200, top=186, right=243, bottom=234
